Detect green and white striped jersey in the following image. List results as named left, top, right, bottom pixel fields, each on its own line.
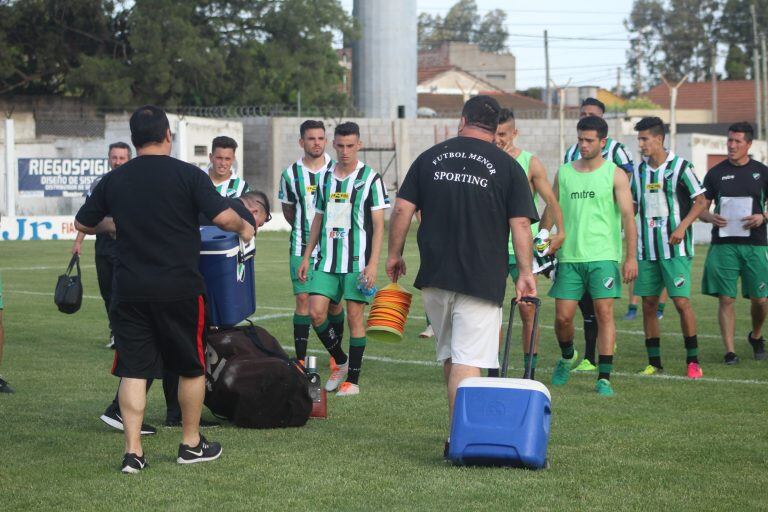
left=213, top=176, right=250, bottom=198
left=564, top=137, right=635, bottom=174
left=314, top=161, right=390, bottom=273
left=278, top=154, right=334, bottom=257
left=630, top=152, right=705, bottom=260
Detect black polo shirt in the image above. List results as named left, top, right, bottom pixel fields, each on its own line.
left=398, top=136, right=539, bottom=305
left=76, top=155, right=229, bottom=302
left=703, top=158, right=768, bottom=245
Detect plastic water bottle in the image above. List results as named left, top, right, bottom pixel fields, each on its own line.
left=357, top=273, right=377, bottom=297
left=306, top=356, right=327, bottom=419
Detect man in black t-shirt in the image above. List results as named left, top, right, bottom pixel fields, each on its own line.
left=387, top=96, right=538, bottom=456
left=700, top=122, right=768, bottom=364
left=76, top=105, right=254, bottom=474
left=72, top=142, right=132, bottom=349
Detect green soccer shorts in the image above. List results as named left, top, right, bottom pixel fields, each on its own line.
left=702, top=244, right=768, bottom=299
left=290, top=255, right=314, bottom=295
left=635, top=256, right=692, bottom=298
left=310, top=270, right=369, bottom=304
left=549, top=260, right=622, bottom=300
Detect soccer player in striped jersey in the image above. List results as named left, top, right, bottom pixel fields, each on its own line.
left=493, top=108, right=565, bottom=379
left=208, top=136, right=250, bottom=198
left=298, top=122, right=390, bottom=396
left=563, top=97, right=636, bottom=373
left=279, top=120, right=344, bottom=364
left=631, top=117, right=707, bottom=378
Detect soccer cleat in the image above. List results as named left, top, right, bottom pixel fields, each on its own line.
left=100, top=404, right=157, bottom=435
left=687, top=362, right=703, bottom=379
left=177, top=434, right=222, bottom=464
left=595, top=378, right=615, bottom=397
left=571, top=359, right=597, bottom=372
left=335, top=381, right=360, bottom=396
left=639, top=365, right=663, bottom=376
left=623, top=308, right=637, bottom=321
left=419, top=325, right=435, bottom=338
left=552, top=350, right=578, bottom=386
left=0, top=376, right=14, bottom=394
left=748, top=332, right=767, bottom=360
left=121, top=453, right=148, bottom=474
left=325, top=360, right=349, bottom=392
left=106, top=334, right=115, bottom=349
left=656, top=310, right=664, bottom=320
left=724, top=352, right=740, bottom=365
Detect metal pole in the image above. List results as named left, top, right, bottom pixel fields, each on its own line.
left=559, top=86, right=566, bottom=157
left=670, top=85, right=678, bottom=153
left=544, top=30, right=551, bottom=120
left=711, top=44, right=718, bottom=123
left=176, top=119, right=188, bottom=163
left=616, top=67, right=621, bottom=95
left=761, top=35, right=767, bottom=137
left=751, top=4, right=763, bottom=139
left=4, top=118, right=16, bottom=217
left=297, top=90, right=302, bottom=119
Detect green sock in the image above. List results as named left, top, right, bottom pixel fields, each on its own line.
left=598, top=355, right=613, bottom=380
left=329, top=309, right=345, bottom=341
left=523, top=353, right=538, bottom=379
left=628, top=304, right=638, bottom=312
left=684, top=335, right=699, bottom=364
left=645, top=337, right=662, bottom=368
left=347, top=336, right=366, bottom=385
left=657, top=302, right=666, bottom=312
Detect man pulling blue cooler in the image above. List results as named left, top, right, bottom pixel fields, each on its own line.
left=448, top=297, right=551, bottom=469
left=200, top=226, right=256, bottom=327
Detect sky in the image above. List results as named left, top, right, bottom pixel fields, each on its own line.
left=338, top=0, right=636, bottom=92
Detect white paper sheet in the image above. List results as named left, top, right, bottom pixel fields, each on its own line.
left=719, top=196, right=752, bottom=238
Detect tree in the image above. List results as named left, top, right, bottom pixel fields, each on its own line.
left=418, top=0, right=509, bottom=53
left=2, top=0, right=356, bottom=107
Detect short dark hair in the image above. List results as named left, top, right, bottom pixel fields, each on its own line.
left=129, top=105, right=170, bottom=148
left=498, top=108, right=515, bottom=125
left=577, top=115, right=608, bottom=139
left=728, top=121, right=754, bottom=142
left=108, top=142, right=132, bottom=157
left=211, top=136, right=238, bottom=152
left=300, top=120, right=325, bottom=137
left=241, top=190, right=270, bottom=216
left=634, top=116, right=666, bottom=139
left=334, top=122, right=360, bottom=138
left=461, top=95, right=501, bottom=132
left=581, top=97, right=606, bottom=114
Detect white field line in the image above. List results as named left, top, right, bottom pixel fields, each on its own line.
left=3, top=289, right=727, bottom=340
left=5, top=288, right=765, bottom=386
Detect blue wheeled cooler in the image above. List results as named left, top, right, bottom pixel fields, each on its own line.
left=199, top=226, right=256, bottom=328
left=448, top=297, right=551, bottom=469
left=448, top=377, right=551, bottom=468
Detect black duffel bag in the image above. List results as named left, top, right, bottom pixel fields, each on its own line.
left=205, top=324, right=311, bottom=429
left=54, top=254, right=82, bottom=314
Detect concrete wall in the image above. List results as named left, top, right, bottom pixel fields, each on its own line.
left=1, top=114, right=242, bottom=216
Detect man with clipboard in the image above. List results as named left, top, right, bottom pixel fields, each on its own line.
left=700, top=122, right=768, bottom=364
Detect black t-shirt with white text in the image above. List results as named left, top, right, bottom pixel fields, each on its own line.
left=703, top=158, right=768, bottom=245
left=398, top=136, right=539, bottom=305
left=76, top=155, right=229, bottom=301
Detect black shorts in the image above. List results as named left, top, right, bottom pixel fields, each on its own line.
left=110, top=296, right=208, bottom=379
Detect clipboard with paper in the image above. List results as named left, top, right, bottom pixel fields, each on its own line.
left=719, top=196, right=752, bottom=238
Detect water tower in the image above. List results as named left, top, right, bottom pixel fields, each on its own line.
left=352, top=0, right=417, bottom=118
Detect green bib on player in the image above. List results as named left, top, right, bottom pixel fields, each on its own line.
left=508, top=150, right=539, bottom=256
left=557, top=160, right=620, bottom=263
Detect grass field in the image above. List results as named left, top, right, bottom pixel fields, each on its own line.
left=1, top=233, right=767, bottom=511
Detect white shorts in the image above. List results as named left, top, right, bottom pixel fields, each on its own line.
left=422, top=287, right=502, bottom=369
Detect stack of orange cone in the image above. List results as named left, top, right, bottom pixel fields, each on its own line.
left=366, top=283, right=413, bottom=342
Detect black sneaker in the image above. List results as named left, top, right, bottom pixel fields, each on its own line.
left=165, top=418, right=220, bottom=428
left=121, top=452, right=148, bottom=474
left=177, top=435, right=222, bottom=464
left=0, top=376, right=14, bottom=394
left=724, top=352, right=740, bottom=365
left=100, top=404, right=157, bottom=435
left=748, top=332, right=767, bottom=360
